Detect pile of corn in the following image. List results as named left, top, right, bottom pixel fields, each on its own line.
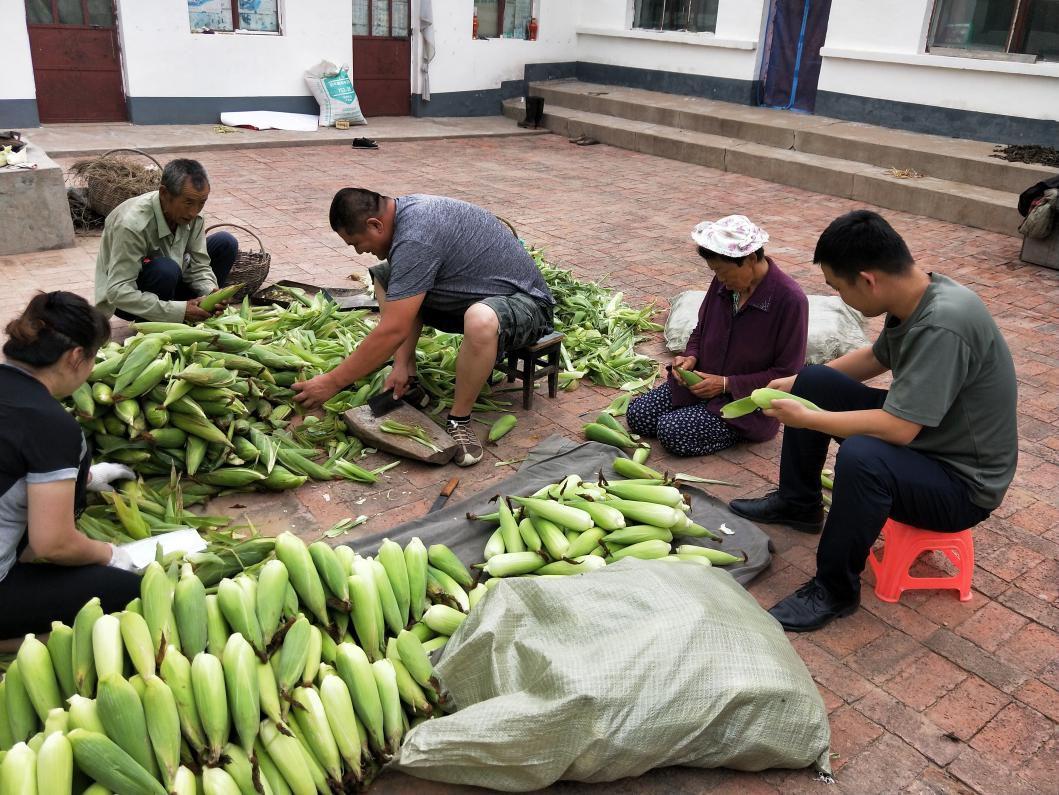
left=0, top=531, right=497, bottom=794
left=470, top=462, right=745, bottom=579
left=531, top=249, right=662, bottom=393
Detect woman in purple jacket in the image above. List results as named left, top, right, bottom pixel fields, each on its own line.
left=627, top=215, right=808, bottom=456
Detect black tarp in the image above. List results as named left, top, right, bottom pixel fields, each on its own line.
left=346, top=436, right=773, bottom=586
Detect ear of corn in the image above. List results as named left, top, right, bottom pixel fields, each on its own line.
left=190, top=652, right=228, bottom=765
left=370, top=660, right=404, bottom=755
left=158, top=646, right=206, bottom=756
left=583, top=423, right=636, bottom=450
left=318, top=672, right=362, bottom=781
left=117, top=611, right=156, bottom=679
left=67, top=728, right=168, bottom=795
left=346, top=575, right=382, bottom=661
left=477, top=551, right=547, bottom=578
left=275, top=533, right=330, bottom=628
left=275, top=615, right=311, bottom=699
left=603, top=525, right=673, bottom=545
left=426, top=567, right=470, bottom=612
left=603, top=497, right=684, bottom=528
left=291, top=687, right=343, bottom=785
left=531, top=516, right=570, bottom=560
left=14, top=635, right=63, bottom=723
left=199, top=283, right=245, bottom=313
left=255, top=559, right=289, bottom=647
left=0, top=742, right=37, bottom=795
left=217, top=578, right=265, bottom=659
left=140, top=562, right=175, bottom=664
left=219, top=634, right=260, bottom=758
left=384, top=645, right=432, bottom=716
left=256, top=661, right=283, bottom=725
left=377, top=539, right=410, bottom=627
left=605, top=539, right=672, bottom=562
left=403, top=538, right=429, bottom=622
left=334, top=643, right=385, bottom=755
left=422, top=605, right=466, bottom=637
left=255, top=740, right=295, bottom=795
left=510, top=496, right=594, bottom=532
left=565, top=528, right=607, bottom=559
left=258, top=720, right=316, bottom=795
left=371, top=559, right=406, bottom=637
left=204, top=594, right=229, bottom=657
left=90, top=615, right=124, bottom=685
left=496, top=497, right=524, bottom=554
left=142, top=675, right=181, bottom=791
left=487, top=414, right=517, bottom=442
left=172, top=567, right=208, bottom=659
left=483, top=527, right=506, bottom=559
left=565, top=498, right=627, bottom=531
left=602, top=481, right=685, bottom=508
left=301, top=627, right=323, bottom=688
left=394, top=630, right=435, bottom=690
left=0, top=682, right=15, bottom=750
left=426, top=544, right=474, bottom=589
left=96, top=674, right=159, bottom=778
left=536, top=556, right=607, bottom=576
left=36, top=730, right=72, bottom=795
left=674, top=545, right=745, bottom=565
left=66, top=695, right=105, bottom=735
left=308, top=542, right=350, bottom=609
left=673, top=367, right=702, bottom=386
left=219, top=743, right=257, bottom=795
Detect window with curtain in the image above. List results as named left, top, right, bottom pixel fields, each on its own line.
left=24, top=0, right=115, bottom=26
left=474, top=0, right=534, bottom=38
left=930, top=0, right=1059, bottom=59
left=633, top=0, right=719, bottom=33
left=187, top=0, right=280, bottom=33
left=352, top=0, right=410, bottom=37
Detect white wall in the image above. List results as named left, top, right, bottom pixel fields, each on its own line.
left=819, top=0, right=1059, bottom=121
left=115, top=0, right=352, bottom=98
left=0, top=0, right=36, bottom=100
left=575, top=0, right=768, bottom=83
left=416, top=0, right=578, bottom=95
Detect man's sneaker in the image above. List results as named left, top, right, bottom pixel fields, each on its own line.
left=446, top=420, right=483, bottom=467
left=729, top=490, right=824, bottom=534
left=768, top=579, right=859, bottom=632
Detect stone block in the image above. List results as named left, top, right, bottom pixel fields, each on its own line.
left=0, top=142, right=75, bottom=256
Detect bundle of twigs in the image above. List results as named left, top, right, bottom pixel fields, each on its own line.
left=68, top=148, right=162, bottom=218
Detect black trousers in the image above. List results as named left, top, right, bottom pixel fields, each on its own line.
left=115, top=231, right=238, bottom=321
left=0, top=562, right=141, bottom=638
left=778, top=365, right=990, bottom=600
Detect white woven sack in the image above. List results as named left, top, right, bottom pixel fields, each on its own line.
left=394, top=560, right=831, bottom=791
left=304, top=60, right=367, bottom=127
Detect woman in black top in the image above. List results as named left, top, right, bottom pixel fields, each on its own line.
left=0, top=292, right=140, bottom=641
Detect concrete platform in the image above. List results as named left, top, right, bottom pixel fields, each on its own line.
left=505, top=81, right=1050, bottom=237
left=0, top=142, right=75, bottom=256
left=24, top=115, right=547, bottom=158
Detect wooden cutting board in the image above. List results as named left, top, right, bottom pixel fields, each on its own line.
left=342, top=404, right=457, bottom=464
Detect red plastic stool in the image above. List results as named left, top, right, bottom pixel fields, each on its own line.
left=867, top=518, right=974, bottom=603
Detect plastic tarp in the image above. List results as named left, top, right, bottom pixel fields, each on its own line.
left=394, top=559, right=831, bottom=789
left=349, top=436, right=772, bottom=585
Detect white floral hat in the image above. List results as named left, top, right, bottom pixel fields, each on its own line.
left=691, top=215, right=769, bottom=257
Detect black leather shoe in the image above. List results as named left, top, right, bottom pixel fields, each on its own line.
left=768, top=579, right=859, bottom=632
left=729, top=490, right=824, bottom=534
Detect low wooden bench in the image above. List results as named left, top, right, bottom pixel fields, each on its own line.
left=504, top=331, right=564, bottom=410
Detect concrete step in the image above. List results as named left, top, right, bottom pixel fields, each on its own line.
left=522, top=80, right=1052, bottom=197
left=503, top=98, right=1021, bottom=237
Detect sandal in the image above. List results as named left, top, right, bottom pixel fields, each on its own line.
left=574, top=137, right=600, bottom=146
left=351, top=138, right=378, bottom=149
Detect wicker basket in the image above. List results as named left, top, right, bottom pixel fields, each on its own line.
left=86, top=148, right=163, bottom=218
left=205, top=223, right=271, bottom=301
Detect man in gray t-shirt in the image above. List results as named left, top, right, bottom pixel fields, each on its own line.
left=293, top=189, right=554, bottom=466
left=729, top=210, right=1017, bottom=633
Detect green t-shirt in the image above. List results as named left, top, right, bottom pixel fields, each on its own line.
left=872, top=274, right=1017, bottom=510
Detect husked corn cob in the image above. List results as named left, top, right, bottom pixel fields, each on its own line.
left=172, top=765, right=198, bottom=795
left=91, top=614, right=124, bottom=684
left=202, top=766, right=243, bottom=795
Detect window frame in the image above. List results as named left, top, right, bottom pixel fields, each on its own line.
left=630, top=0, right=718, bottom=34
left=927, top=0, right=1049, bottom=61
left=473, top=0, right=534, bottom=39
left=25, top=0, right=115, bottom=27
left=188, top=0, right=283, bottom=35
left=353, top=0, right=410, bottom=39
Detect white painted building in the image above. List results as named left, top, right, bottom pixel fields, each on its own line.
left=1, top=1, right=1056, bottom=145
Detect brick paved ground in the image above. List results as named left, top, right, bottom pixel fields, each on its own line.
left=2, top=135, right=1056, bottom=793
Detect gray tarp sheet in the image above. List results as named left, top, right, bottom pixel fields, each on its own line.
left=349, top=436, right=773, bottom=583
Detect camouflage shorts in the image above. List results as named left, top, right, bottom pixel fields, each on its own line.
left=369, top=262, right=553, bottom=356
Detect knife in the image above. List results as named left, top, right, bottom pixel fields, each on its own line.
left=429, top=477, right=460, bottom=513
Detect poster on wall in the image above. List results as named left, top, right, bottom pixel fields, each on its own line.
left=188, top=0, right=279, bottom=32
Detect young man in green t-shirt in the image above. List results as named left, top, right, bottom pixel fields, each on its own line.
left=730, top=210, right=1018, bottom=632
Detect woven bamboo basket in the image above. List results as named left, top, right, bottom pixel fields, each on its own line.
left=84, top=148, right=163, bottom=218
left=204, top=223, right=271, bottom=301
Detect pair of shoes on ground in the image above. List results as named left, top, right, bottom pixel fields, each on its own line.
left=730, top=490, right=856, bottom=631
left=351, top=137, right=378, bottom=149
left=569, top=134, right=599, bottom=146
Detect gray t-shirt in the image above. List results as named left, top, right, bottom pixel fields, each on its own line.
left=872, top=274, right=1017, bottom=510
left=384, top=195, right=553, bottom=313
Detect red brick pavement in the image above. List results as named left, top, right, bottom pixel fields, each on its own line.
left=2, top=135, right=1057, bottom=793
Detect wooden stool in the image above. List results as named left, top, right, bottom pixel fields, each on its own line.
left=505, top=331, right=564, bottom=410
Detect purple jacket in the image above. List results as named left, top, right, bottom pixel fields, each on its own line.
left=669, top=257, right=808, bottom=442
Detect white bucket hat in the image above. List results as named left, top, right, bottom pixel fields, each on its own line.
left=691, top=215, right=769, bottom=258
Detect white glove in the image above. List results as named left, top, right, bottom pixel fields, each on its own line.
left=88, top=463, right=136, bottom=493
left=107, top=544, right=141, bottom=573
